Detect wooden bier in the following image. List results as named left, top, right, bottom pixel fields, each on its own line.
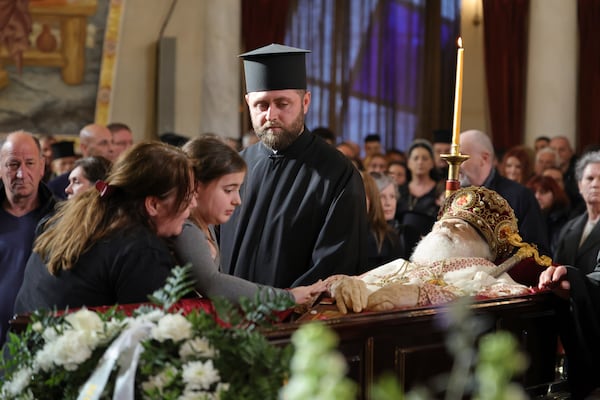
left=264, top=292, right=559, bottom=399
left=8, top=293, right=560, bottom=398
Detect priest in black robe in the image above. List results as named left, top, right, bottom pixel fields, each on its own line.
left=220, top=44, right=368, bottom=288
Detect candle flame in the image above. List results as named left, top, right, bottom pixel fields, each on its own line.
left=457, top=37, right=463, bottom=48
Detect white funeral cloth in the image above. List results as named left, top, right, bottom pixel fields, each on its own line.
left=358, top=257, right=531, bottom=306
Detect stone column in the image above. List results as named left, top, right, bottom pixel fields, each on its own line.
left=524, top=0, right=578, bottom=148
left=109, top=0, right=240, bottom=140
left=198, top=0, right=241, bottom=138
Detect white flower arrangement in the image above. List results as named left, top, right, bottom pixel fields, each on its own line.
left=0, top=266, right=294, bottom=400
left=1, top=307, right=230, bottom=400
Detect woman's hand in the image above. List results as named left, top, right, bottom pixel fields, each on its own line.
left=289, top=280, right=327, bottom=304
left=538, top=265, right=570, bottom=299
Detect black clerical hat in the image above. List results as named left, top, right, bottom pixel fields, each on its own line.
left=51, top=141, right=76, bottom=159
left=240, top=44, right=310, bottom=93
left=432, top=129, right=452, bottom=144
left=364, top=133, right=381, bottom=143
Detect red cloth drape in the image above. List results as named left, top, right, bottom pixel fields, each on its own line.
left=482, top=0, right=529, bottom=153
left=241, top=0, right=290, bottom=52
left=577, top=0, right=600, bottom=153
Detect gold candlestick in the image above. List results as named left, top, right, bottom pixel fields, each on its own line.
left=440, top=152, right=469, bottom=198
left=442, top=37, right=469, bottom=198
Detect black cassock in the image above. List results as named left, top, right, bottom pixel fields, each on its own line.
left=220, top=129, right=368, bottom=288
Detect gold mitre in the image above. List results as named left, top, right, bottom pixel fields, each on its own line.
left=438, top=186, right=519, bottom=260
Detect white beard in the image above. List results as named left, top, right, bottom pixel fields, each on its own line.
left=410, top=230, right=493, bottom=265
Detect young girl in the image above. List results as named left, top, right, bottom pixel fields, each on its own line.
left=173, top=136, right=325, bottom=304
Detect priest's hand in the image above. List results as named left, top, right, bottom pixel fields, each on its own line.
left=290, top=280, right=327, bottom=304
left=329, top=276, right=369, bottom=314
left=366, top=283, right=420, bottom=311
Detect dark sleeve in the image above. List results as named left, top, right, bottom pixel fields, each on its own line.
left=47, top=173, right=69, bottom=200
left=291, top=170, right=368, bottom=285
left=173, top=222, right=292, bottom=303
left=367, top=232, right=406, bottom=269
left=558, top=266, right=600, bottom=397
left=110, top=240, right=175, bottom=305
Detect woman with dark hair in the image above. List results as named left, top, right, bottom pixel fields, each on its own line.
left=396, top=139, right=439, bottom=237
left=173, top=136, right=324, bottom=304
left=64, top=156, right=112, bottom=199
left=526, top=175, right=570, bottom=254
left=361, top=171, right=405, bottom=268
left=500, top=145, right=534, bottom=185
left=15, top=142, right=196, bottom=312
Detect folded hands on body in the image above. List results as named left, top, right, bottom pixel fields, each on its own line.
left=324, top=275, right=421, bottom=314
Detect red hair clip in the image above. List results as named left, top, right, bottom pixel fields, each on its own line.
left=95, top=180, right=115, bottom=198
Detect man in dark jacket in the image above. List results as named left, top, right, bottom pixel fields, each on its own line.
left=0, top=131, right=56, bottom=345
left=459, top=129, right=550, bottom=256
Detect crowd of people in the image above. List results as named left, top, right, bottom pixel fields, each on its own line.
left=1, top=43, right=600, bottom=397
left=334, top=129, right=589, bottom=264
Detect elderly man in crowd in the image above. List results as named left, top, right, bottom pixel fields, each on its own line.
left=534, top=146, right=560, bottom=176
left=458, top=130, right=550, bottom=255
left=107, top=122, right=134, bottom=161
left=328, top=186, right=544, bottom=314
left=0, top=131, right=56, bottom=345
left=550, top=136, right=583, bottom=213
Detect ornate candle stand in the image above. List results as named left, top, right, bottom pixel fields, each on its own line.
left=440, top=143, right=469, bottom=198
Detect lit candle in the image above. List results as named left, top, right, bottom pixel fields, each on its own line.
left=451, top=37, right=464, bottom=151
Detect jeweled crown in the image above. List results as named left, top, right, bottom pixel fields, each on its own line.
left=438, top=186, right=519, bottom=260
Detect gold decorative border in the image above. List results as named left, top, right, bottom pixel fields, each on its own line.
left=95, top=0, right=124, bottom=124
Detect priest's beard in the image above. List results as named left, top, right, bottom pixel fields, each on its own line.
left=410, top=230, right=493, bottom=265
left=254, top=107, right=305, bottom=151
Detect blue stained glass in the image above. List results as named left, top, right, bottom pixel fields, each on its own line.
left=352, top=3, right=423, bottom=108
left=284, top=0, right=458, bottom=151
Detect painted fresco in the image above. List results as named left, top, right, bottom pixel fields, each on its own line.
left=0, top=0, right=108, bottom=136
